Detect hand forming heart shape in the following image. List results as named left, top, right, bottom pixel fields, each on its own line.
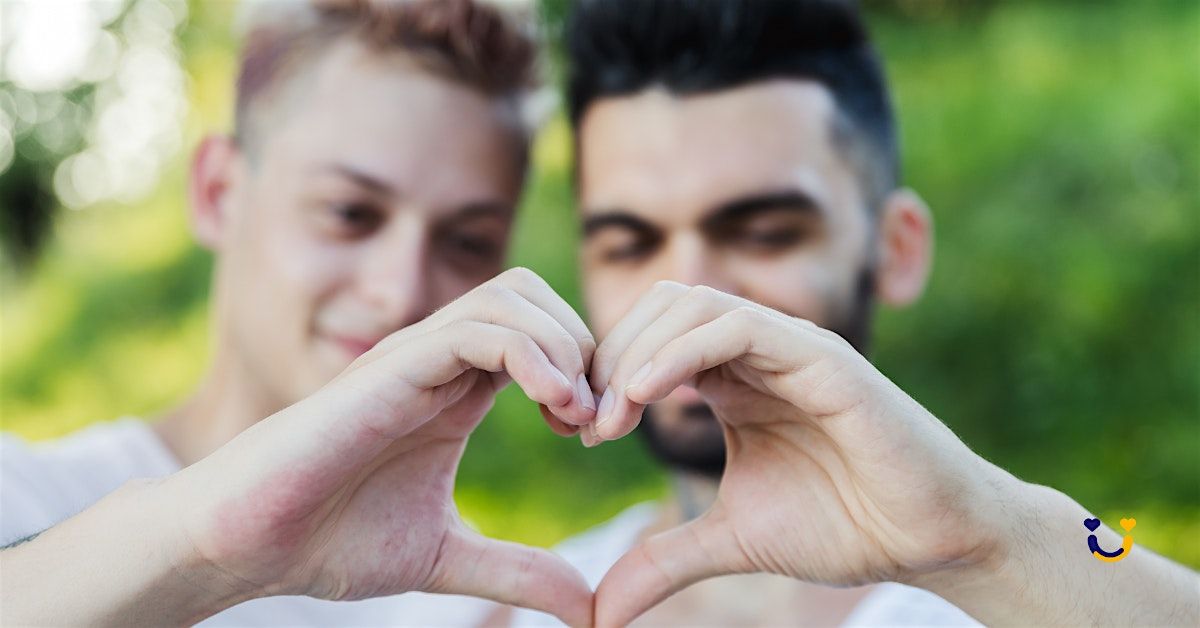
left=160, top=268, right=599, bottom=625
left=572, top=281, right=1017, bottom=627
left=152, top=270, right=1020, bottom=628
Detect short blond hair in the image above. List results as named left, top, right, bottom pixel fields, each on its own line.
left=234, top=0, right=542, bottom=151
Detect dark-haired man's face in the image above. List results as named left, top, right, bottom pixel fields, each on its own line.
left=577, top=80, right=877, bottom=474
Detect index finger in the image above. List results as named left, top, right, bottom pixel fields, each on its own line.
left=494, top=267, right=597, bottom=372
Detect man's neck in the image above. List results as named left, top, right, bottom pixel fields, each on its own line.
left=637, top=471, right=719, bottom=545
left=152, top=350, right=284, bottom=467
left=665, top=469, right=721, bottom=525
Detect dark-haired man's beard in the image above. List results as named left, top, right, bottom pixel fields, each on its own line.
left=637, top=266, right=876, bottom=478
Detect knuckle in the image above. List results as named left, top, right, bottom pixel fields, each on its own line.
left=470, top=281, right=508, bottom=306
left=790, top=314, right=818, bottom=329
left=732, top=304, right=761, bottom=319
left=651, top=279, right=688, bottom=297
left=550, top=328, right=582, bottom=362
left=440, top=319, right=485, bottom=348
left=483, top=286, right=523, bottom=318
left=444, top=318, right=479, bottom=335
left=495, top=324, right=524, bottom=345
left=500, top=266, right=539, bottom=288
left=515, top=331, right=542, bottom=356
left=730, top=305, right=763, bottom=327
left=592, top=343, right=618, bottom=370
left=679, top=284, right=720, bottom=315
left=684, top=284, right=717, bottom=303
left=497, top=328, right=538, bottom=362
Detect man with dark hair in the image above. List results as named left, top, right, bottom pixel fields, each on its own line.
left=497, top=0, right=1200, bottom=625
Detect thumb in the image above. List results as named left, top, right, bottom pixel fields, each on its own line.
left=429, top=527, right=594, bottom=627
left=594, top=512, right=739, bottom=628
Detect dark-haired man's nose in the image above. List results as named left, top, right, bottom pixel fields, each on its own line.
left=357, top=221, right=435, bottom=332
left=666, top=231, right=740, bottom=296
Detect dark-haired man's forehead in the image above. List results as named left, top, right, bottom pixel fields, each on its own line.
left=577, top=79, right=858, bottom=223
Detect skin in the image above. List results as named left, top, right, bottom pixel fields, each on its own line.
left=158, top=41, right=532, bottom=463
left=576, top=83, right=913, bottom=453
left=0, top=40, right=599, bottom=626
left=574, top=82, right=1200, bottom=626
left=2, top=36, right=1195, bottom=628
left=572, top=80, right=931, bottom=625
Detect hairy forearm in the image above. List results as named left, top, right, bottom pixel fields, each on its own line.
left=0, top=478, right=258, bottom=626
left=916, top=479, right=1200, bottom=626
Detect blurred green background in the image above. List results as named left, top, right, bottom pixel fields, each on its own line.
left=1, top=0, right=1197, bottom=568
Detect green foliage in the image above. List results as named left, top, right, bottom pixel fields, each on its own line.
left=1, top=1, right=1196, bottom=567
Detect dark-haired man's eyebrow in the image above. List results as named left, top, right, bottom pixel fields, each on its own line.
left=700, top=190, right=823, bottom=231
left=582, top=211, right=661, bottom=239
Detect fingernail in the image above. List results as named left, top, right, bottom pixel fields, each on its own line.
left=577, top=373, right=596, bottom=411
left=595, top=388, right=615, bottom=427
left=554, top=370, right=573, bottom=400
left=581, top=427, right=598, bottom=448
left=625, top=362, right=653, bottom=392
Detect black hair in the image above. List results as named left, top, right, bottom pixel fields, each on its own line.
left=565, top=0, right=899, bottom=207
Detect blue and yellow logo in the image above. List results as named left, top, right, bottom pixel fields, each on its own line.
left=1084, top=517, right=1135, bottom=562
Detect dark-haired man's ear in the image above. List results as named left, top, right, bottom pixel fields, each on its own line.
left=188, top=135, right=242, bottom=251
left=875, top=188, right=933, bottom=307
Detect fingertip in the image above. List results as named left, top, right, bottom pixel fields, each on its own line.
left=580, top=423, right=600, bottom=448
left=594, top=553, right=661, bottom=628
left=594, top=395, right=643, bottom=442
left=539, top=404, right=580, bottom=437
left=549, top=370, right=576, bottom=406
left=440, top=532, right=594, bottom=628
left=624, top=380, right=655, bottom=406
left=577, top=372, right=598, bottom=412
left=539, top=555, right=594, bottom=628
left=549, top=387, right=598, bottom=427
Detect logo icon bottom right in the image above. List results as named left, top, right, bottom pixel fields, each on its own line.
left=1084, top=517, right=1135, bottom=563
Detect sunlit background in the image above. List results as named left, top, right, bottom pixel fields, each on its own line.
left=1, top=0, right=1197, bottom=567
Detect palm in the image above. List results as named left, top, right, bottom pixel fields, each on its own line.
left=176, top=367, right=577, bottom=606
left=293, top=372, right=498, bottom=600
left=160, top=269, right=596, bottom=624
left=699, top=356, right=985, bottom=586
left=592, top=284, right=997, bottom=627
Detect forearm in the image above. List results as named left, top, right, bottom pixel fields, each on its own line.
left=916, top=480, right=1200, bottom=625
left=0, top=478, right=258, bottom=626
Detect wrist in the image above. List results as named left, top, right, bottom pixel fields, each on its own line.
left=907, top=477, right=1200, bottom=626
left=904, top=474, right=1073, bottom=624
left=0, top=476, right=261, bottom=626
left=899, top=461, right=1025, bottom=590
left=137, top=475, right=265, bottom=619
left=89, top=476, right=263, bottom=624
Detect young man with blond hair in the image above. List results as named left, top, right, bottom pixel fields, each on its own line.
left=1, top=1, right=596, bottom=625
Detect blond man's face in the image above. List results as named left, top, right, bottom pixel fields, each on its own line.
left=209, top=42, right=525, bottom=406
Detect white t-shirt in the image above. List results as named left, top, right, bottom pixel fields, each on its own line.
left=0, top=418, right=492, bottom=627
left=506, top=504, right=981, bottom=627
left=2, top=418, right=979, bottom=627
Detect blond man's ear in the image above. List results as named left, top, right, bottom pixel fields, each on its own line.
left=187, top=135, right=241, bottom=251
